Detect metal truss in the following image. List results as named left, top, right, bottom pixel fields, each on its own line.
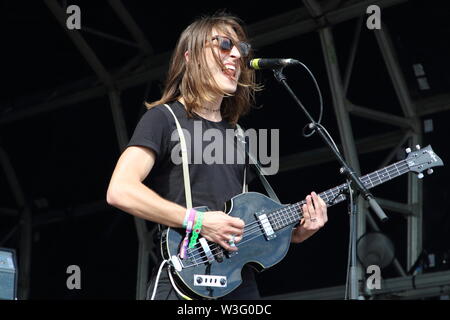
left=1, top=0, right=449, bottom=299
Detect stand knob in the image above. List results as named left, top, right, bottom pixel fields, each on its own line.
left=405, top=148, right=412, bottom=154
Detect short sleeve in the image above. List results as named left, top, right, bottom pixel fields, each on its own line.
left=126, top=106, right=171, bottom=160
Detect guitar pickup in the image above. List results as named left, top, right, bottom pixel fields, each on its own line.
left=256, top=213, right=276, bottom=240
left=194, top=275, right=227, bottom=287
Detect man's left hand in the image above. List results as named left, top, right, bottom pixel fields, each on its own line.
left=291, top=192, right=328, bottom=243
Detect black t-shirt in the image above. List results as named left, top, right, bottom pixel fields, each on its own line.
left=127, top=101, right=246, bottom=211
left=127, top=101, right=260, bottom=299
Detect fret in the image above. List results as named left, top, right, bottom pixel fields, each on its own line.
left=285, top=206, right=297, bottom=225
left=366, top=171, right=379, bottom=186
left=271, top=210, right=280, bottom=230
left=378, top=168, right=385, bottom=183
left=366, top=174, right=374, bottom=188
left=323, top=188, right=335, bottom=202
left=383, top=167, right=390, bottom=181
left=278, top=208, right=285, bottom=228
left=383, top=167, right=391, bottom=181
left=285, top=207, right=294, bottom=224
left=325, top=187, right=337, bottom=203
left=289, top=206, right=297, bottom=224
left=294, top=202, right=303, bottom=222
left=384, top=167, right=391, bottom=181
left=284, top=207, right=291, bottom=225
left=329, top=189, right=337, bottom=202
left=362, top=175, right=371, bottom=188
left=373, top=172, right=382, bottom=187
left=384, top=168, right=396, bottom=182
left=376, top=170, right=382, bottom=186
left=274, top=208, right=281, bottom=228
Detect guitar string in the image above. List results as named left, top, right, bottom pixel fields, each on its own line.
left=185, top=162, right=411, bottom=265
left=236, top=168, right=404, bottom=238
left=237, top=162, right=411, bottom=235
left=188, top=198, right=340, bottom=263
left=184, top=162, right=411, bottom=265
left=185, top=171, right=412, bottom=267
left=186, top=201, right=308, bottom=263
left=238, top=161, right=409, bottom=232
left=186, top=214, right=303, bottom=266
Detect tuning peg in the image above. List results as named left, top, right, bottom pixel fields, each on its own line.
left=427, top=169, right=434, bottom=175
left=416, top=145, right=421, bottom=150
left=417, top=173, right=424, bottom=179
left=405, top=148, right=412, bottom=154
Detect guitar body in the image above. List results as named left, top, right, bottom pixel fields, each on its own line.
left=161, top=192, right=294, bottom=299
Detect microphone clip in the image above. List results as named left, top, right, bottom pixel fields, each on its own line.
left=273, top=68, right=287, bottom=82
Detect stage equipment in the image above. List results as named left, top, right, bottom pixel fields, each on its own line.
left=0, top=248, right=17, bottom=300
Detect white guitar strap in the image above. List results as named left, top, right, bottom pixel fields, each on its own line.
left=164, top=104, right=193, bottom=209
left=235, top=123, right=248, bottom=193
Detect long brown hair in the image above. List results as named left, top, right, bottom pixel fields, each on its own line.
left=145, top=12, right=260, bottom=125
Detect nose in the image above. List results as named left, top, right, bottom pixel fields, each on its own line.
left=229, top=44, right=241, bottom=59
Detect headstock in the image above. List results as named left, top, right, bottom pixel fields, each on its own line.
left=405, top=145, right=444, bottom=178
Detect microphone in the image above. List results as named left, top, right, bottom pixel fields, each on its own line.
left=249, top=58, right=300, bottom=70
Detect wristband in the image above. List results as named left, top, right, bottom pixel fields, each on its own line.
left=179, top=209, right=197, bottom=259
left=182, top=209, right=189, bottom=228
left=182, top=208, right=195, bottom=228
left=188, top=211, right=205, bottom=248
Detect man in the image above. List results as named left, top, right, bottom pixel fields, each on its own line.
left=106, top=12, right=328, bottom=300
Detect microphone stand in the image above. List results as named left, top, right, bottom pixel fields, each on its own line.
left=272, top=67, right=389, bottom=300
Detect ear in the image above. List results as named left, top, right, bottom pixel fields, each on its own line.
left=184, top=50, right=189, bottom=62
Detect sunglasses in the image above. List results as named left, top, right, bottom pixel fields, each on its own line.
left=211, top=36, right=251, bottom=58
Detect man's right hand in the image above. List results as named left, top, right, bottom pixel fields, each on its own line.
left=200, top=211, right=245, bottom=252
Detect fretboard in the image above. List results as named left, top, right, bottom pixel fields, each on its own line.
left=267, top=159, right=410, bottom=231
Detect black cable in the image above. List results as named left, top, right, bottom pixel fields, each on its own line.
left=293, top=61, right=324, bottom=138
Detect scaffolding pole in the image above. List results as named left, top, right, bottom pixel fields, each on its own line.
left=318, top=23, right=367, bottom=299
left=374, top=22, right=423, bottom=270
left=44, top=0, right=153, bottom=300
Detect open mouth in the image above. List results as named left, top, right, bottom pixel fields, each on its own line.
left=222, top=64, right=237, bottom=79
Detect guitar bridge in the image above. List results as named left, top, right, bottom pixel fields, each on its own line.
left=199, top=238, right=215, bottom=264
left=255, top=212, right=276, bottom=240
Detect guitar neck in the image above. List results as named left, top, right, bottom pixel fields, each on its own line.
left=268, top=159, right=410, bottom=231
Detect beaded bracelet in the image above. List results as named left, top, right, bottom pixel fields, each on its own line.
left=188, top=211, right=205, bottom=249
